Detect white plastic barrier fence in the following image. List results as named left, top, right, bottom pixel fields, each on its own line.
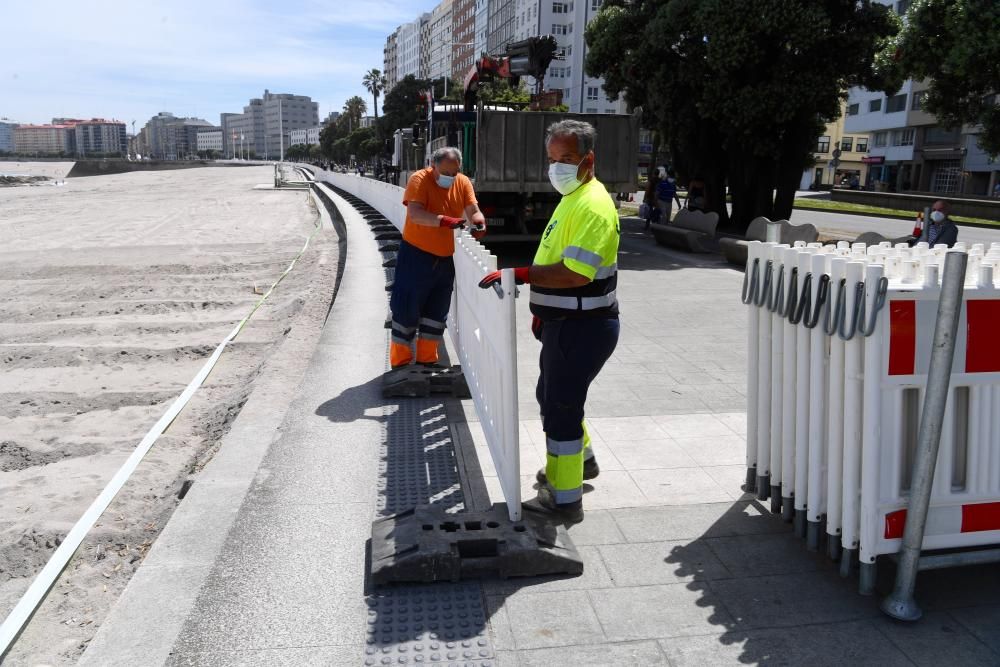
left=743, top=239, right=1000, bottom=592
left=448, top=235, right=522, bottom=521
left=317, top=172, right=524, bottom=521
left=323, top=172, right=406, bottom=231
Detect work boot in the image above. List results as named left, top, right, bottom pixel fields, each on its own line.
left=535, top=457, right=600, bottom=486
left=524, top=485, right=584, bottom=524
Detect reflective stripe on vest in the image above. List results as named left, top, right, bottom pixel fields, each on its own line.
left=530, top=289, right=618, bottom=311
left=562, top=245, right=604, bottom=268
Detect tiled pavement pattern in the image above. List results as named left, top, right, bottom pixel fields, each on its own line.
left=105, top=186, right=1000, bottom=666
left=449, top=219, right=1000, bottom=666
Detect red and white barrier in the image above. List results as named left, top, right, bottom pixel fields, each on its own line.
left=743, top=239, right=1000, bottom=592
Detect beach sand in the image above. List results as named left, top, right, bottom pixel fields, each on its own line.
left=0, top=165, right=330, bottom=664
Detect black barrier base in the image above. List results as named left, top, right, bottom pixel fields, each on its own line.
left=382, top=365, right=471, bottom=399
left=369, top=503, right=584, bottom=585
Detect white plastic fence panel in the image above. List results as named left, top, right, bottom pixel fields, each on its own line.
left=322, top=174, right=524, bottom=521
left=324, top=173, right=407, bottom=231
left=448, top=233, right=522, bottom=521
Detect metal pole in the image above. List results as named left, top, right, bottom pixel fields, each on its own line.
left=881, top=250, right=968, bottom=622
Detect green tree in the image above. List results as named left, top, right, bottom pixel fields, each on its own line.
left=363, top=68, right=386, bottom=119
left=896, top=0, right=1000, bottom=155
left=342, top=95, right=368, bottom=133
left=586, top=0, right=901, bottom=231
left=380, top=74, right=433, bottom=134
left=308, top=144, right=322, bottom=160
left=478, top=79, right=531, bottom=105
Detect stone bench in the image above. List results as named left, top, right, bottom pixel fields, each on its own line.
left=650, top=209, right=720, bottom=253
left=719, top=217, right=819, bottom=266
left=852, top=230, right=913, bottom=247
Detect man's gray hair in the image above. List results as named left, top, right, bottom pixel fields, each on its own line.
left=546, top=119, right=596, bottom=155
left=432, top=146, right=462, bottom=165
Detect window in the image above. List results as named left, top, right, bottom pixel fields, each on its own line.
left=925, top=125, right=960, bottom=144
left=892, top=128, right=915, bottom=146
left=586, top=107, right=598, bottom=113
left=591, top=0, right=602, bottom=10
left=912, top=91, right=927, bottom=111
left=856, top=138, right=868, bottom=153
left=841, top=137, right=854, bottom=152
left=869, top=98, right=882, bottom=112
left=847, top=103, right=860, bottom=116
left=816, top=136, right=830, bottom=153
left=896, top=0, right=911, bottom=14
left=873, top=131, right=888, bottom=147
left=886, top=93, right=907, bottom=113
left=553, top=2, right=568, bottom=13
left=552, top=24, right=567, bottom=34
left=586, top=86, right=599, bottom=101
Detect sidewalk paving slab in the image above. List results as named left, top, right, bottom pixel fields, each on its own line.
left=78, top=196, right=1000, bottom=666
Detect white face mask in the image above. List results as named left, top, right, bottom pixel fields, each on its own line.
left=436, top=172, right=456, bottom=189
left=548, top=159, right=584, bottom=195
left=930, top=210, right=946, bottom=223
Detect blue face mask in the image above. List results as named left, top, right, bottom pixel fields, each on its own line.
left=436, top=173, right=456, bottom=189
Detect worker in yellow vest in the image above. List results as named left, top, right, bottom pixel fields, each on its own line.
left=479, top=120, right=620, bottom=522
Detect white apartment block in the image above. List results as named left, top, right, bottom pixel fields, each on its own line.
left=428, top=0, right=454, bottom=82
left=197, top=129, right=223, bottom=153
left=396, top=15, right=427, bottom=82
left=474, top=0, right=489, bottom=61
left=511, top=0, right=625, bottom=114
left=289, top=127, right=322, bottom=146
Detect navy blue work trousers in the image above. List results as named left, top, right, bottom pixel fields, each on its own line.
left=536, top=317, right=620, bottom=446
left=389, top=240, right=455, bottom=345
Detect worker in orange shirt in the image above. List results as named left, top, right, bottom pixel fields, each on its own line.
left=390, top=146, right=486, bottom=368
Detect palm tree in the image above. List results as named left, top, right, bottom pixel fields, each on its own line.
left=342, top=96, right=367, bottom=132
left=362, top=68, right=386, bottom=119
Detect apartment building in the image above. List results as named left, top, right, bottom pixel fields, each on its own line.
left=383, top=31, right=400, bottom=90
left=801, top=102, right=870, bottom=190
left=220, top=90, right=319, bottom=160
left=73, top=119, right=127, bottom=157
left=509, top=0, right=624, bottom=113
left=12, top=124, right=76, bottom=155
left=427, top=0, right=454, bottom=82
left=289, top=127, right=322, bottom=146
left=843, top=0, right=998, bottom=195
left=486, top=0, right=515, bottom=55
left=139, top=112, right=214, bottom=159
left=474, top=0, right=489, bottom=62
left=0, top=118, right=19, bottom=153
left=452, top=0, right=477, bottom=82
left=196, top=129, right=223, bottom=153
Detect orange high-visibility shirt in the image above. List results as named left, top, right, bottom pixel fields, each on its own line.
left=402, top=167, right=477, bottom=257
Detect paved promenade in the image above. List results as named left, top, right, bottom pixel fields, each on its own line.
left=79, top=181, right=1000, bottom=666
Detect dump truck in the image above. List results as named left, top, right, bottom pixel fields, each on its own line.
left=426, top=107, right=640, bottom=240
left=414, top=35, right=640, bottom=240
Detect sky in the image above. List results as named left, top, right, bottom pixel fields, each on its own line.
left=0, top=0, right=438, bottom=128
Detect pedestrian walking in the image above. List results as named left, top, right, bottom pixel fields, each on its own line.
left=913, top=199, right=959, bottom=248
left=390, top=146, right=486, bottom=369
left=478, top=120, right=620, bottom=523
left=656, top=168, right=680, bottom=222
